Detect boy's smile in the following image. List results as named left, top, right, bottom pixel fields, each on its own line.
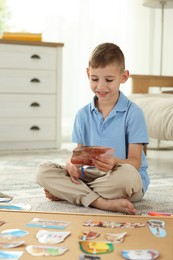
left=97, top=91, right=108, bottom=98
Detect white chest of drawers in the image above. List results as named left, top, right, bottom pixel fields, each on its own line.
left=0, top=40, right=64, bottom=150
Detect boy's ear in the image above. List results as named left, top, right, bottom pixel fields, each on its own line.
left=86, top=68, right=90, bottom=78
left=121, top=70, right=129, bottom=83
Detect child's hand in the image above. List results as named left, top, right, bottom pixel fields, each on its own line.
left=67, top=163, right=82, bottom=184
left=92, top=155, right=117, bottom=172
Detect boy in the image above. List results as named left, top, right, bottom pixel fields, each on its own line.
left=36, top=42, right=150, bottom=215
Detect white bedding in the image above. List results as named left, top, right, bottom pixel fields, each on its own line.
left=129, top=94, right=173, bottom=141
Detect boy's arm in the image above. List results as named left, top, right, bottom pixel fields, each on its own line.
left=115, top=143, right=143, bottom=170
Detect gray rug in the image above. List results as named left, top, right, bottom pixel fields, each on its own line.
left=0, top=149, right=173, bottom=215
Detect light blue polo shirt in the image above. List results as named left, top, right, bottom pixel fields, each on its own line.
left=72, top=91, right=150, bottom=193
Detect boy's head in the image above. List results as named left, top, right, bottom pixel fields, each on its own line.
left=88, top=42, right=125, bottom=73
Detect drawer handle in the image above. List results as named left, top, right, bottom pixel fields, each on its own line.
left=30, top=54, right=41, bottom=59
left=30, top=126, right=40, bottom=131
left=30, top=102, right=40, bottom=107
left=30, top=78, right=40, bottom=83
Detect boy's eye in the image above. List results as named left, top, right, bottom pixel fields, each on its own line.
left=106, top=79, right=113, bottom=82
left=91, top=78, right=98, bottom=82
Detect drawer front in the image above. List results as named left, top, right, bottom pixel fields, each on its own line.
left=0, top=118, right=56, bottom=141
left=0, top=94, right=56, bottom=117
left=0, top=70, right=56, bottom=93
left=0, top=44, right=57, bottom=70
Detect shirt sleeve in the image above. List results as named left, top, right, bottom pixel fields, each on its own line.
left=126, top=104, right=149, bottom=145
left=72, top=110, right=83, bottom=144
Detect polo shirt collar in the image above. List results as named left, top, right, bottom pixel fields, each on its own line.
left=90, top=96, right=98, bottom=112
left=116, top=91, right=129, bottom=112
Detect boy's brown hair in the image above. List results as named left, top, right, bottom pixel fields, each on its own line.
left=88, top=42, right=125, bottom=72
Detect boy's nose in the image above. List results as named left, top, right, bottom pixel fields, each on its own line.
left=97, top=81, right=105, bottom=89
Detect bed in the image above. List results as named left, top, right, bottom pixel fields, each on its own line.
left=129, top=74, right=173, bottom=145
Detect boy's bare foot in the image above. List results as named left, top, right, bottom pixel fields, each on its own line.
left=90, top=197, right=136, bottom=215
left=44, top=189, right=63, bottom=201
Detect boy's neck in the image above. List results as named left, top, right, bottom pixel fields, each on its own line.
left=95, top=92, right=120, bottom=119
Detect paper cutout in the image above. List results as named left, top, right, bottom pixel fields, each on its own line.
left=0, top=240, right=25, bottom=248
left=80, top=255, right=101, bottom=260
left=122, top=249, right=159, bottom=260
left=71, top=146, right=114, bottom=166
left=83, top=220, right=146, bottom=228
left=79, top=231, right=100, bottom=240
left=104, top=232, right=127, bottom=243
left=36, top=230, right=70, bottom=244
left=0, top=251, right=23, bottom=259
left=26, top=245, right=68, bottom=256
left=147, top=220, right=167, bottom=238
left=0, top=193, right=13, bottom=202
left=27, top=218, right=71, bottom=230
left=0, top=203, right=31, bottom=211
left=0, top=229, right=29, bottom=239
left=79, top=241, right=114, bottom=255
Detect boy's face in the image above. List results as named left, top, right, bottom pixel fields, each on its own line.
left=86, top=63, right=129, bottom=102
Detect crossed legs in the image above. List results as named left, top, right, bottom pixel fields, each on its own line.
left=36, top=163, right=143, bottom=214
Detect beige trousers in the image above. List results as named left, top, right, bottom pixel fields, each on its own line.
left=36, top=162, right=144, bottom=207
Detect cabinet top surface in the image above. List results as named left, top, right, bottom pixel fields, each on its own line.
left=0, top=39, right=64, bottom=47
